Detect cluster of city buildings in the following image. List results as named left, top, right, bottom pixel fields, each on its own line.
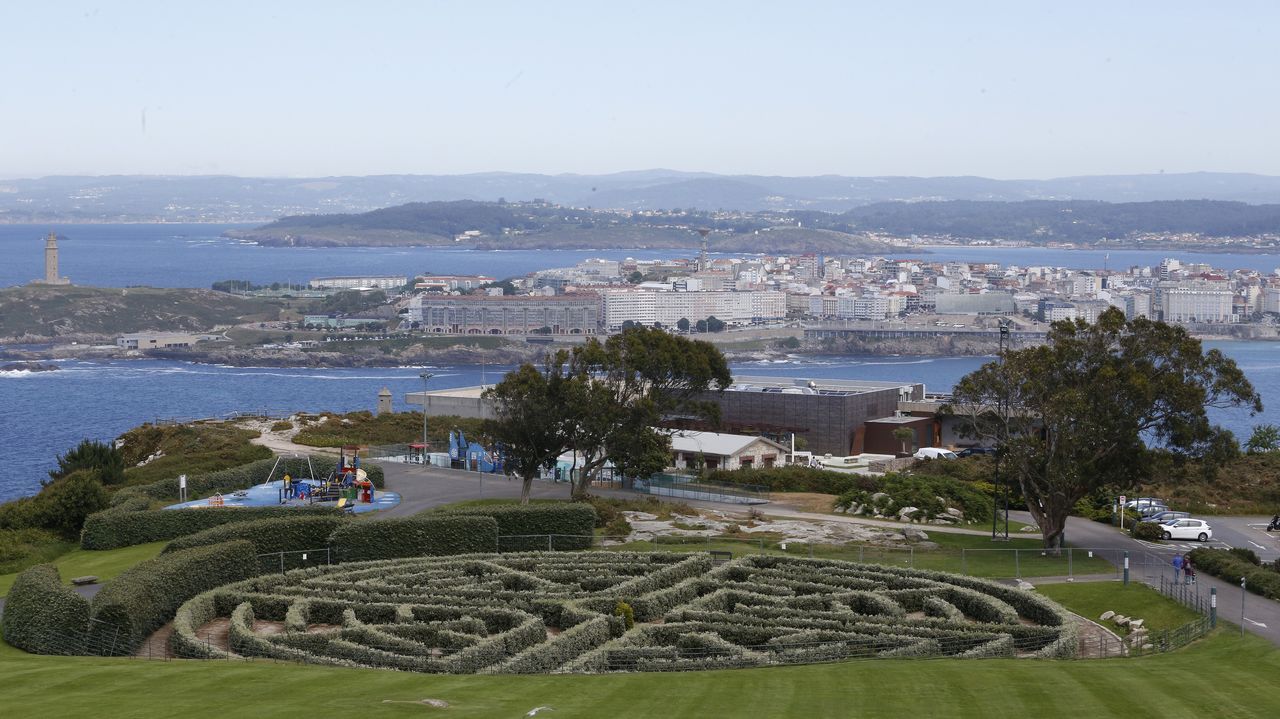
left=394, top=252, right=1280, bottom=337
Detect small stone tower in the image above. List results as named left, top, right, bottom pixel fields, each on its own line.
left=376, top=387, right=393, bottom=416
left=34, top=232, right=70, bottom=285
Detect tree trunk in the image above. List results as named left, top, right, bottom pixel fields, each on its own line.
left=1039, top=507, right=1068, bottom=556
left=520, top=474, right=533, bottom=505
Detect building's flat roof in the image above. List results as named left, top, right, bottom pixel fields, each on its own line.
left=726, top=375, right=920, bottom=396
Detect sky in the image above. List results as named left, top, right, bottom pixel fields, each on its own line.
left=1, top=1, right=1276, bottom=179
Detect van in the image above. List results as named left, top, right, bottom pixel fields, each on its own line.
left=913, top=447, right=959, bottom=460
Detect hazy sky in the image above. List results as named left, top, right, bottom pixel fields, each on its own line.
left=2, top=1, right=1276, bottom=179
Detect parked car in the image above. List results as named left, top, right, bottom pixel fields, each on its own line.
left=1140, top=510, right=1191, bottom=524
left=1137, top=504, right=1171, bottom=518
left=1125, top=497, right=1166, bottom=510
left=956, top=447, right=997, bottom=457
left=1159, top=518, right=1213, bottom=542
left=914, top=447, right=959, bottom=460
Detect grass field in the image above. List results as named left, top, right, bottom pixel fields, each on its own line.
left=2, top=624, right=1276, bottom=718
left=1038, top=582, right=1202, bottom=631
left=0, top=541, right=167, bottom=597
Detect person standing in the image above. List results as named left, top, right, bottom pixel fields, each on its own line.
left=1183, top=554, right=1195, bottom=585
left=1172, top=553, right=1184, bottom=583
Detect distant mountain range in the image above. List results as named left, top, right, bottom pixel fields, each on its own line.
left=6, top=171, right=1280, bottom=222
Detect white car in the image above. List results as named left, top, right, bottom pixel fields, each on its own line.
left=1160, top=518, right=1212, bottom=542
left=913, top=447, right=959, bottom=460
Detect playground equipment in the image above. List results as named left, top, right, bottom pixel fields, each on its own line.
left=269, top=448, right=376, bottom=506
left=448, top=429, right=505, bottom=473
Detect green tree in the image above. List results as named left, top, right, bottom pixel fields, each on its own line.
left=706, top=316, right=726, bottom=333
left=1246, top=424, right=1280, bottom=454
left=946, top=308, right=1259, bottom=551
left=49, top=439, right=124, bottom=486
left=677, top=317, right=691, bottom=332
left=483, top=355, right=571, bottom=504
left=627, top=270, right=644, bottom=284
left=563, top=327, right=731, bottom=498
left=39, top=469, right=109, bottom=539
left=695, top=319, right=709, bottom=333
left=892, top=427, right=915, bottom=454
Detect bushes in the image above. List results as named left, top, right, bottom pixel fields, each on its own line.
left=835, top=473, right=994, bottom=524
left=132, top=456, right=384, bottom=502
left=0, top=470, right=109, bottom=540
left=1189, top=548, right=1280, bottom=601
left=293, top=411, right=488, bottom=448
left=328, top=516, right=499, bottom=562
left=87, top=540, right=259, bottom=655
left=706, top=466, right=874, bottom=494
left=1131, top=521, right=1166, bottom=541
left=1, top=564, right=91, bottom=654
left=163, top=515, right=351, bottom=554
left=0, top=528, right=73, bottom=575
left=82, top=505, right=341, bottom=550
left=437, top=504, right=597, bottom=550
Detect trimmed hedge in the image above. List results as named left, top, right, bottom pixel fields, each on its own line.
left=82, top=505, right=341, bottom=550
left=163, top=515, right=351, bottom=555
left=88, top=540, right=259, bottom=654
left=1189, top=548, right=1280, bottom=601
left=1, top=564, right=91, bottom=654
left=328, top=516, right=499, bottom=562
left=436, top=504, right=597, bottom=551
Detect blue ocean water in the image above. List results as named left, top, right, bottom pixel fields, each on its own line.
left=0, top=345, right=1271, bottom=503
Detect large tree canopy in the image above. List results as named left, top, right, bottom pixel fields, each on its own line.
left=482, top=354, right=572, bottom=504
left=946, top=308, right=1260, bottom=549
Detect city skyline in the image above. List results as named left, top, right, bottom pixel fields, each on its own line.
left=2, top=1, right=1278, bottom=179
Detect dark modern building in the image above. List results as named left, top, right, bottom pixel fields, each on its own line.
left=687, top=376, right=927, bottom=457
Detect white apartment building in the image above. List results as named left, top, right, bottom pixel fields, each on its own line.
left=1122, top=292, right=1152, bottom=319
left=310, top=275, right=407, bottom=290
left=599, top=289, right=785, bottom=330
left=1163, top=286, right=1236, bottom=323
left=1263, top=286, right=1280, bottom=315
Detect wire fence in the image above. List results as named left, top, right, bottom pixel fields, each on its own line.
left=256, top=548, right=333, bottom=575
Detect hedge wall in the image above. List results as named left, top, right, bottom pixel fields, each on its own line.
left=1, top=564, right=91, bottom=655
left=82, top=505, right=341, bottom=550
left=88, top=540, right=259, bottom=655
left=1189, top=548, right=1280, bottom=601
left=328, top=516, right=499, bottom=562
left=163, top=515, right=351, bottom=555
left=436, top=504, right=596, bottom=551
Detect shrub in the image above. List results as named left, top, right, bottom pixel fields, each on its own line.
left=1189, top=548, right=1280, bottom=601
left=614, top=601, right=635, bottom=630
left=0, top=528, right=71, bottom=574
left=1228, top=547, right=1261, bottom=566
left=270, top=420, right=294, bottom=432
left=88, top=540, right=259, bottom=654
left=705, top=466, right=875, bottom=494
left=163, top=515, right=351, bottom=555
left=327, top=516, right=499, bottom=562
left=603, top=515, right=633, bottom=538
left=82, top=505, right=341, bottom=550
left=1, top=564, right=92, bottom=654
left=1131, top=521, right=1165, bottom=541
left=437, top=503, right=596, bottom=551
left=834, top=472, right=994, bottom=524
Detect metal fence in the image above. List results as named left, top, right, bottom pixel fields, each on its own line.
left=257, top=548, right=333, bottom=574
left=636, top=474, right=770, bottom=504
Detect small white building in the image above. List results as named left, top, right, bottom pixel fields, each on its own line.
left=667, top=430, right=790, bottom=471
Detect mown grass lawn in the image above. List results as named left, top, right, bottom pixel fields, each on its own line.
left=2, top=628, right=1277, bottom=718
left=0, top=541, right=167, bottom=597
left=1038, top=581, right=1202, bottom=631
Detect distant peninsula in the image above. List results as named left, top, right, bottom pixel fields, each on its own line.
left=223, top=200, right=904, bottom=254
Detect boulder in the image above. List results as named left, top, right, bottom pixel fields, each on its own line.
left=1113, top=615, right=1130, bottom=626
left=944, top=507, right=964, bottom=518
left=1099, top=611, right=1115, bottom=621
left=1019, top=525, right=1039, bottom=533
left=1129, top=618, right=1144, bottom=630
left=870, top=492, right=890, bottom=503
left=897, top=506, right=920, bottom=521
left=901, top=527, right=930, bottom=542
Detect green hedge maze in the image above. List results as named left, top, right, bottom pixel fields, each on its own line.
left=171, top=552, right=1078, bottom=673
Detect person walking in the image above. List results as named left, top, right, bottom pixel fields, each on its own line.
left=1183, top=554, right=1195, bottom=585
left=1172, top=553, right=1184, bottom=583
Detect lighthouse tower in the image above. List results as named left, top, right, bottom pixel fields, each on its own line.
left=34, top=232, right=70, bottom=285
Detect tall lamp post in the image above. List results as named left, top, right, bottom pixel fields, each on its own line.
left=419, top=371, right=434, bottom=462
left=993, top=318, right=1011, bottom=541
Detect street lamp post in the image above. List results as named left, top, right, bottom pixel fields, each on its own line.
left=419, top=371, right=434, bottom=462
left=993, top=319, right=1011, bottom=542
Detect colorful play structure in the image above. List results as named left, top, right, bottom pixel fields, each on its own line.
left=448, top=429, right=505, bottom=473
left=276, top=447, right=375, bottom=510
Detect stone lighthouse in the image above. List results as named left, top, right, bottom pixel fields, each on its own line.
left=376, top=387, right=393, bottom=416
left=34, top=232, right=70, bottom=285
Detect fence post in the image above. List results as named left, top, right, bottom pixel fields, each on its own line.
left=1068, top=548, right=1073, bottom=580
left=1122, top=551, right=1129, bottom=586
left=280, top=553, right=285, bottom=575
left=909, top=546, right=914, bottom=569
left=548, top=535, right=553, bottom=552
left=1210, top=587, right=1217, bottom=628
left=961, top=549, right=967, bottom=576
left=1015, top=549, right=1020, bottom=579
